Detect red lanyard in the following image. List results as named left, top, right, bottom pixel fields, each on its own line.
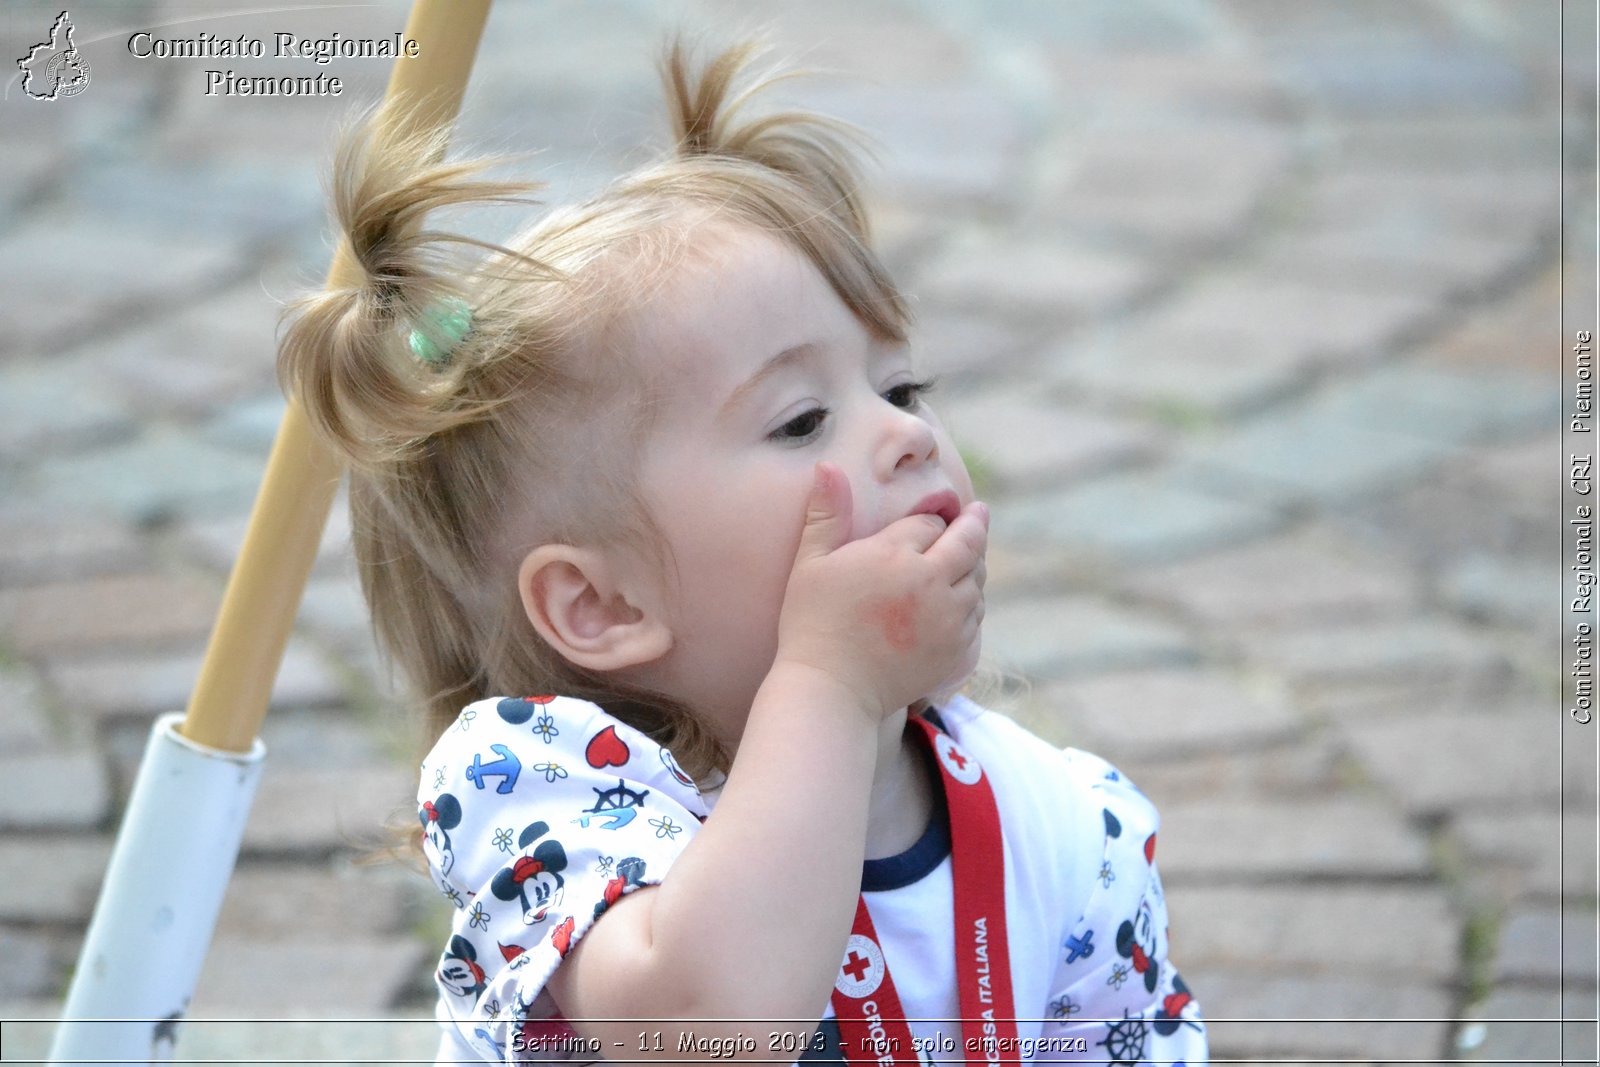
left=829, top=717, right=1017, bottom=1066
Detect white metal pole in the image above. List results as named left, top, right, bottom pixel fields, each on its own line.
left=48, top=713, right=265, bottom=1064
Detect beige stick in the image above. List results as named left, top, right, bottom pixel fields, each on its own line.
left=180, top=0, right=492, bottom=753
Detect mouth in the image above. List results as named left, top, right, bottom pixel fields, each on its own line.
left=910, top=489, right=962, bottom=527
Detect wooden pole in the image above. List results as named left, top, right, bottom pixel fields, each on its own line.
left=180, top=0, right=492, bottom=753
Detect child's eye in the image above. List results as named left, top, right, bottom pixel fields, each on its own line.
left=769, top=406, right=830, bottom=442
left=882, top=377, right=937, bottom=410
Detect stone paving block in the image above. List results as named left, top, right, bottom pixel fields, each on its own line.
left=795, top=83, right=1026, bottom=210
left=201, top=392, right=290, bottom=454
left=1329, top=464, right=1554, bottom=578
left=1459, top=987, right=1598, bottom=1064
left=1247, top=222, right=1542, bottom=302
left=1167, top=885, right=1459, bottom=981
left=1153, top=797, right=1433, bottom=881
left=1422, top=271, right=1561, bottom=377
left=0, top=927, right=66, bottom=1000
left=46, top=637, right=348, bottom=725
left=1493, top=904, right=1600, bottom=987
left=252, top=707, right=402, bottom=773
left=0, top=506, right=145, bottom=587
left=1442, top=554, right=1561, bottom=632
left=0, top=663, right=59, bottom=755
left=1325, top=116, right=1563, bottom=173
left=297, top=573, right=377, bottom=651
left=189, top=935, right=430, bottom=1015
left=242, top=765, right=418, bottom=856
left=20, top=429, right=268, bottom=525
left=1338, top=713, right=1586, bottom=817
left=1296, top=169, right=1560, bottom=241
left=1040, top=183, right=1263, bottom=255
left=176, top=496, right=354, bottom=577
left=1188, top=968, right=1451, bottom=1061
left=1296, top=670, right=1547, bottom=724
left=941, top=0, right=1221, bottom=50
left=74, top=292, right=283, bottom=422
left=1001, top=470, right=1283, bottom=565
left=1031, top=669, right=1302, bottom=759
left=1044, top=51, right=1288, bottom=123
left=1301, top=364, right=1561, bottom=447
left=1175, top=403, right=1458, bottom=506
left=1267, top=37, right=1530, bottom=113
left=214, top=860, right=423, bottom=940
left=0, top=749, right=110, bottom=832
left=1104, top=741, right=1345, bottom=803
left=0, top=836, right=112, bottom=923
left=0, top=210, right=242, bottom=356
left=1451, top=808, right=1596, bottom=902
left=0, top=572, right=220, bottom=658
left=984, top=595, right=1198, bottom=680
left=0, top=361, right=134, bottom=459
left=1235, top=616, right=1508, bottom=687
left=914, top=231, right=1154, bottom=321
left=941, top=386, right=1159, bottom=491
left=1126, top=524, right=1422, bottom=629
left=1153, top=272, right=1439, bottom=370
left=904, top=310, right=1037, bottom=382
left=163, top=1015, right=441, bottom=1065
left=67, top=156, right=324, bottom=246
left=1052, top=322, right=1315, bottom=419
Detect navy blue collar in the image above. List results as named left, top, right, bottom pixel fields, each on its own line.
left=860, top=709, right=952, bottom=892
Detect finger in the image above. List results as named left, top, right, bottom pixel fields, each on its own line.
left=794, top=462, right=855, bottom=560
left=924, top=501, right=988, bottom=576
left=878, top=511, right=950, bottom=553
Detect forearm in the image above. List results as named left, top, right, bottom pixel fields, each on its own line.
left=644, top=660, right=880, bottom=1021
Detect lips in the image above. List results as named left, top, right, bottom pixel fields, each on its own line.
left=910, top=489, right=962, bottom=527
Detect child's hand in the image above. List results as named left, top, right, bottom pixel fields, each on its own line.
left=775, top=462, right=988, bottom=719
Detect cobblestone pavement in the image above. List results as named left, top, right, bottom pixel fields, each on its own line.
left=1, top=0, right=1595, bottom=1062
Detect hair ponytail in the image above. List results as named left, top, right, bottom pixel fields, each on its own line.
left=277, top=104, right=556, bottom=470
left=659, top=35, right=881, bottom=248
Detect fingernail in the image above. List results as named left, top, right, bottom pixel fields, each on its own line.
left=975, top=502, right=990, bottom=524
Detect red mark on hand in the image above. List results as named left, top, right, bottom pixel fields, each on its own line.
left=866, top=594, right=917, bottom=652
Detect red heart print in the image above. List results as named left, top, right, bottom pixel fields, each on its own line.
left=586, top=725, right=630, bottom=769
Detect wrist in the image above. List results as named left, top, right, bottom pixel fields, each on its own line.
left=760, top=656, right=887, bottom=726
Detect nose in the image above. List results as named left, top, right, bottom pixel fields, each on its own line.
left=875, top=403, right=939, bottom=481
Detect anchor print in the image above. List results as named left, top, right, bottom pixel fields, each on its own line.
left=466, top=743, right=523, bottom=795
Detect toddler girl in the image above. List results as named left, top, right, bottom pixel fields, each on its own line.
left=279, top=35, right=1207, bottom=1066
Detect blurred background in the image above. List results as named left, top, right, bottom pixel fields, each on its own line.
left=0, top=0, right=1594, bottom=1062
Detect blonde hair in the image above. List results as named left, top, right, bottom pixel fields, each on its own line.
left=278, top=36, right=912, bottom=780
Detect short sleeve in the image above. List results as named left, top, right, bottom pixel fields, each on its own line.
left=1037, top=749, right=1207, bottom=1065
left=417, top=696, right=711, bottom=1063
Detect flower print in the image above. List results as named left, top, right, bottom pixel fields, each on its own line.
left=1108, top=962, right=1130, bottom=991
left=1049, top=994, right=1080, bottom=1019
left=433, top=767, right=446, bottom=790
left=648, top=815, right=683, bottom=841
left=595, top=855, right=615, bottom=877
left=1098, top=860, right=1115, bottom=888
left=532, top=713, right=559, bottom=744
left=454, top=707, right=478, bottom=733
left=468, top=901, right=490, bottom=931
left=443, top=885, right=464, bottom=909
left=492, top=827, right=514, bottom=854
left=533, top=761, right=568, bottom=784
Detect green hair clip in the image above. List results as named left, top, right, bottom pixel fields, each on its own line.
left=407, top=296, right=473, bottom=367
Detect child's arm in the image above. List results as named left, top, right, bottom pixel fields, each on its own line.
left=546, top=463, right=988, bottom=1052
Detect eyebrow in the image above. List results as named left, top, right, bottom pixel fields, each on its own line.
left=721, top=342, right=820, bottom=414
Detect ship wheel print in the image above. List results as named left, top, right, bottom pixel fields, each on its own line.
left=1098, top=1009, right=1148, bottom=1066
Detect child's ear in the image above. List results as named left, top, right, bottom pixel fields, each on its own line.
left=517, top=544, right=672, bottom=673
